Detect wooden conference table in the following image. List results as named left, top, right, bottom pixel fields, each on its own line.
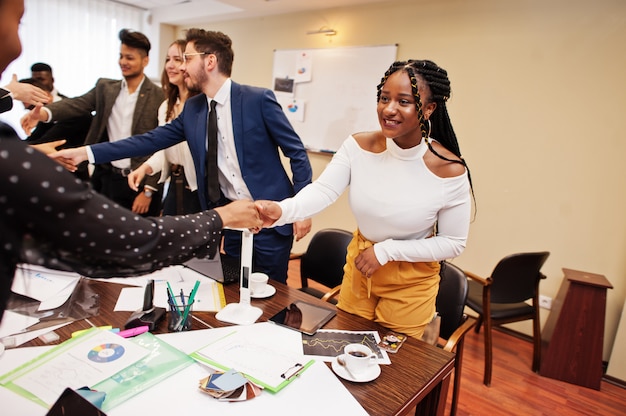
left=21, top=278, right=454, bottom=416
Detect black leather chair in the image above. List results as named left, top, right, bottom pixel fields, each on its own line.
left=465, top=252, right=550, bottom=386
left=435, top=261, right=475, bottom=416
left=290, top=228, right=353, bottom=304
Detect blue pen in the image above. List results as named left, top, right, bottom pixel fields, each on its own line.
left=180, top=288, right=185, bottom=307
left=165, top=287, right=173, bottom=306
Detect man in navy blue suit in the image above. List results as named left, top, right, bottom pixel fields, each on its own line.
left=51, top=29, right=313, bottom=284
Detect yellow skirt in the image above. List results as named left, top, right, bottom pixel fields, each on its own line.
left=337, top=230, right=440, bottom=339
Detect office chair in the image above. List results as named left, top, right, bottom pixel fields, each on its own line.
left=435, top=261, right=476, bottom=416
left=290, top=228, right=353, bottom=304
left=465, top=251, right=550, bottom=386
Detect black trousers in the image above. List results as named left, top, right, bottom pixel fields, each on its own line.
left=161, top=167, right=201, bottom=215
left=91, top=164, right=162, bottom=217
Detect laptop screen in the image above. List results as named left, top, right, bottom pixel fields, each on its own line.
left=183, top=253, right=241, bottom=284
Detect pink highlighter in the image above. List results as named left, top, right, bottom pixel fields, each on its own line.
left=117, top=325, right=150, bottom=338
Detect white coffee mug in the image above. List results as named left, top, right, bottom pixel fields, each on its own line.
left=343, top=343, right=377, bottom=375
left=250, top=272, right=269, bottom=295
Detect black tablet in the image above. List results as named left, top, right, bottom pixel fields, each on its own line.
left=268, top=300, right=336, bottom=335
left=46, top=388, right=107, bottom=416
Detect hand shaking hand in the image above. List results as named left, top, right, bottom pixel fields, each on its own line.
left=6, top=74, right=50, bottom=107
left=29, top=139, right=66, bottom=155
left=47, top=146, right=89, bottom=172
left=21, top=104, right=44, bottom=135
left=254, top=200, right=282, bottom=228
left=215, top=200, right=263, bottom=231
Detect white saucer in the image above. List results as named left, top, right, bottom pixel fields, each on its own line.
left=250, top=285, right=276, bottom=299
left=331, top=354, right=381, bottom=382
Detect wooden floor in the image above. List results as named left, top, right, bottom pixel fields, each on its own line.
left=286, top=259, right=626, bottom=415
left=450, top=329, right=625, bottom=415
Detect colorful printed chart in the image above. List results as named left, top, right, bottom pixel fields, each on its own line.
left=87, top=343, right=126, bottom=363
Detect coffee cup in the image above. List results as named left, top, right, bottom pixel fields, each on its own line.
left=343, top=343, right=377, bottom=375
left=250, top=272, right=269, bottom=296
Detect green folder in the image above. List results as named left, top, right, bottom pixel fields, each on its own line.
left=93, top=332, right=193, bottom=411
left=0, top=329, right=193, bottom=411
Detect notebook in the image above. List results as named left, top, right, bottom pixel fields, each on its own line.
left=183, top=253, right=241, bottom=284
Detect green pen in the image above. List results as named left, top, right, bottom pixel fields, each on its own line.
left=177, top=280, right=200, bottom=330
left=167, top=281, right=181, bottom=317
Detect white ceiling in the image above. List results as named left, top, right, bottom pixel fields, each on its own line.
left=110, top=0, right=394, bottom=25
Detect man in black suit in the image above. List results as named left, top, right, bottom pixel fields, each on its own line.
left=30, top=62, right=66, bottom=101
left=20, top=76, right=92, bottom=179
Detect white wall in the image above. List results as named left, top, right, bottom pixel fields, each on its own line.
left=168, top=0, right=626, bottom=362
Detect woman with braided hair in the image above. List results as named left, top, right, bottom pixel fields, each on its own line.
left=257, top=60, right=472, bottom=339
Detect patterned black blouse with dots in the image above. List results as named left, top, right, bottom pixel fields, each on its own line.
left=0, top=122, right=224, bottom=320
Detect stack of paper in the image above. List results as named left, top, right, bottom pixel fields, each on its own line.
left=112, top=266, right=225, bottom=313
left=2, top=264, right=84, bottom=347
left=11, top=264, right=81, bottom=312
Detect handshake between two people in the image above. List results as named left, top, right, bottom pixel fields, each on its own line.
left=45, top=147, right=288, bottom=233
left=216, top=200, right=283, bottom=234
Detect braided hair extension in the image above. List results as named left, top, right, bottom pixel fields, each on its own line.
left=377, top=60, right=474, bottom=195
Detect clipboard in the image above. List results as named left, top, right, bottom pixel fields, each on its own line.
left=190, top=323, right=314, bottom=393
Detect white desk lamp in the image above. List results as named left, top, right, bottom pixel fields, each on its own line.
left=215, top=229, right=262, bottom=325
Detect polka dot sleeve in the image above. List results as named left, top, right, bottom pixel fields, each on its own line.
left=0, top=136, right=223, bottom=278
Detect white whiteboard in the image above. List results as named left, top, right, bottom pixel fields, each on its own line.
left=272, top=45, right=397, bottom=153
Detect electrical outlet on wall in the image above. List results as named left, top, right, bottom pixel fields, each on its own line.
left=539, top=295, right=552, bottom=310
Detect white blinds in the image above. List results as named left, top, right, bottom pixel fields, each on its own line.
left=0, top=0, right=147, bottom=137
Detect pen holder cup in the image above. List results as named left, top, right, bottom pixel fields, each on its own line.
left=167, top=296, right=194, bottom=332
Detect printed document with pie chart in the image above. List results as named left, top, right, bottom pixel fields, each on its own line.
left=11, top=329, right=149, bottom=406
